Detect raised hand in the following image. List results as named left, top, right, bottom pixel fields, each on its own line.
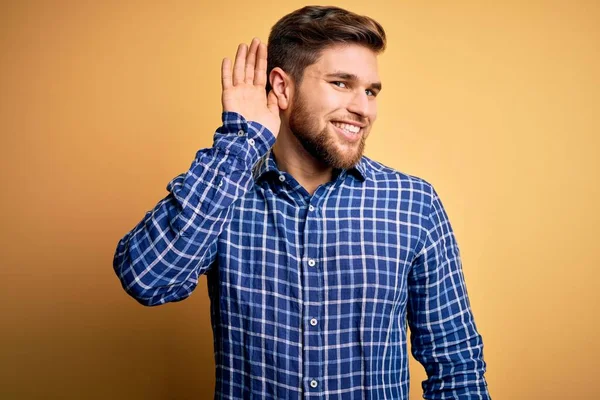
left=221, top=38, right=281, bottom=137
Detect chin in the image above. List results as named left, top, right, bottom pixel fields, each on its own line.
left=326, top=148, right=364, bottom=170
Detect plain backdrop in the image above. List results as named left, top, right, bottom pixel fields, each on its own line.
left=1, top=1, right=598, bottom=399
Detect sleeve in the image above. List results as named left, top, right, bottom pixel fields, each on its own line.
left=407, top=184, right=491, bottom=399
left=112, top=112, right=275, bottom=307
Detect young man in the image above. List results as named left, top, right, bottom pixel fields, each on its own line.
left=114, top=5, right=490, bottom=399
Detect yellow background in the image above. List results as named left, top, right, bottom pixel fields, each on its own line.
left=1, top=1, right=598, bottom=399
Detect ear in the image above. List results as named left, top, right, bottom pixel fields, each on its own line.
left=269, top=67, right=293, bottom=110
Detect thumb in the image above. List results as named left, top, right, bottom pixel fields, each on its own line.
left=266, top=90, right=279, bottom=114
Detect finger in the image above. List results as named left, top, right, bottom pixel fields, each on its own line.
left=221, top=58, right=232, bottom=90
left=254, top=42, right=268, bottom=87
left=233, top=43, right=247, bottom=86
left=245, top=38, right=260, bottom=84
left=266, top=90, right=279, bottom=114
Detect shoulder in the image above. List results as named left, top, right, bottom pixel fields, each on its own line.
left=359, top=156, right=436, bottom=200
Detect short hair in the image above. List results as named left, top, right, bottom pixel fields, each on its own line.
left=266, top=5, right=386, bottom=92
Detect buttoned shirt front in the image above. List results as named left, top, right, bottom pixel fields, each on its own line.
left=114, top=112, right=490, bottom=399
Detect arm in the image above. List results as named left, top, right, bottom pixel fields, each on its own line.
left=113, top=113, right=275, bottom=306
left=113, top=38, right=280, bottom=306
left=407, top=184, right=491, bottom=399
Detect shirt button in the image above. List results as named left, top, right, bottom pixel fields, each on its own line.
left=237, top=130, right=245, bottom=137
left=308, top=259, right=316, bottom=267
left=310, top=318, right=318, bottom=326
left=309, top=205, right=315, bottom=211
left=310, top=380, right=318, bottom=388
left=278, top=175, right=286, bottom=182
left=248, top=138, right=255, bottom=146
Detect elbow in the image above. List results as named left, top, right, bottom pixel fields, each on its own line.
left=112, top=251, right=162, bottom=306
left=114, top=264, right=196, bottom=307
left=123, top=283, right=164, bottom=307
left=118, top=278, right=195, bottom=307
left=112, top=238, right=198, bottom=307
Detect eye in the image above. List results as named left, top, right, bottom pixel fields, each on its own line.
left=366, top=89, right=375, bottom=97
left=332, top=81, right=347, bottom=88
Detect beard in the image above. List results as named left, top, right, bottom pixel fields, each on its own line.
left=288, top=91, right=367, bottom=170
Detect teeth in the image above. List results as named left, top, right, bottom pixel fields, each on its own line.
left=332, top=122, right=361, bottom=134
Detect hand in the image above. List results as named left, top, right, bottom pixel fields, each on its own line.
left=221, top=38, right=281, bottom=137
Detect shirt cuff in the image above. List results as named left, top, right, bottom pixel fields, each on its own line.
left=220, top=111, right=277, bottom=157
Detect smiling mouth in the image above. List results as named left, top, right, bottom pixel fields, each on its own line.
left=331, top=122, right=363, bottom=143
left=331, top=121, right=362, bottom=133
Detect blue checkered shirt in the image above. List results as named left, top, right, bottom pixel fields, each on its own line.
left=113, top=112, right=490, bottom=399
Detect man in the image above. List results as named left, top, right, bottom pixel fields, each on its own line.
left=113, top=5, right=490, bottom=399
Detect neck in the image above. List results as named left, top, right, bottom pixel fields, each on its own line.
left=271, top=128, right=334, bottom=196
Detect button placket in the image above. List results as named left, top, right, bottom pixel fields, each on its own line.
left=302, top=195, right=323, bottom=394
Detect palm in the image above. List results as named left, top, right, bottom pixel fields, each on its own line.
left=221, top=39, right=280, bottom=137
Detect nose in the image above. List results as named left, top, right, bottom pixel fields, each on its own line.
left=347, top=90, right=370, bottom=118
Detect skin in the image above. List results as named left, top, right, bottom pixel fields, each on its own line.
left=221, top=38, right=382, bottom=195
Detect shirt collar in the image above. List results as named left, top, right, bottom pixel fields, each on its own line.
left=252, top=148, right=368, bottom=183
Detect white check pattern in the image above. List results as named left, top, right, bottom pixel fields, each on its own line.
left=114, top=112, right=490, bottom=399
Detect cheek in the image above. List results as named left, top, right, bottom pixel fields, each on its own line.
left=323, top=97, right=343, bottom=114
left=319, top=87, right=345, bottom=107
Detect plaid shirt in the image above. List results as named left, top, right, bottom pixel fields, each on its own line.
left=113, top=112, right=490, bottom=399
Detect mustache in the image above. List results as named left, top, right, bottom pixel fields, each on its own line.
left=330, top=117, right=368, bottom=125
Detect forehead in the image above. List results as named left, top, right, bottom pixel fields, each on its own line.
left=304, top=44, right=380, bottom=82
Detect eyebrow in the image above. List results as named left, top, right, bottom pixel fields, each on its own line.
left=324, top=71, right=382, bottom=92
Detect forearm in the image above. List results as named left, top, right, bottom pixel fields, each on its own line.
left=410, top=294, right=489, bottom=398
left=113, top=112, right=275, bottom=306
